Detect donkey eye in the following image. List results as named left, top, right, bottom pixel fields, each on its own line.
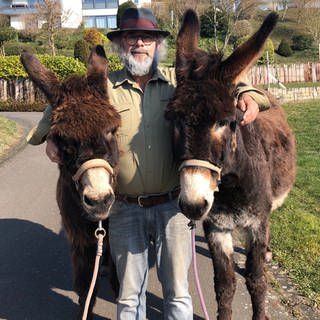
left=230, top=121, right=237, bottom=132
left=218, top=120, right=227, bottom=127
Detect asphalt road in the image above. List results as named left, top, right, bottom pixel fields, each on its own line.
left=0, top=112, right=296, bottom=320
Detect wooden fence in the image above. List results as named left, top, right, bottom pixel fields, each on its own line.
left=248, top=62, right=320, bottom=85
left=1, top=62, right=320, bottom=104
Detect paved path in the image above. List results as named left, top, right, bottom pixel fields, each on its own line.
left=0, top=112, right=297, bottom=319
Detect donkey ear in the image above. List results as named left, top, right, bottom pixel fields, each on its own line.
left=87, top=45, right=108, bottom=97
left=221, top=12, right=278, bottom=85
left=176, top=9, right=200, bottom=68
left=20, top=51, right=61, bottom=106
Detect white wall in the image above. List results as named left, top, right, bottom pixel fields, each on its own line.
left=10, top=15, right=24, bottom=29
left=61, top=0, right=82, bottom=28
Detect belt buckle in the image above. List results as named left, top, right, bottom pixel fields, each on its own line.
left=137, top=195, right=148, bottom=207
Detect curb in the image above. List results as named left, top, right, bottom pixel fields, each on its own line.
left=0, top=116, right=32, bottom=165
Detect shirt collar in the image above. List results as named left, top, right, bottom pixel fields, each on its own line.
left=113, top=67, right=169, bottom=88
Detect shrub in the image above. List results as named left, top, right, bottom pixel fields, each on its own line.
left=232, top=20, right=252, bottom=39
left=5, top=43, right=37, bottom=56
left=107, top=55, right=123, bottom=72
left=257, top=38, right=275, bottom=65
left=291, top=34, right=313, bottom=51
left=200, top=8, right=228, bottom=38
left=83, top=28, right=104, bottom=48
left=74, top=39, right=90, bottom=64
left=277, top=39, right=293, bottom=57
left=0, top=55, right=86, bottom=79
left=232, top=35, right=249, bottom=49
left=0, top=27, right=18, bottom=56
left=0, top=99, right=46, bottom=112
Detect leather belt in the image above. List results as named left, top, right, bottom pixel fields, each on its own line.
left=116, top=189, right=180, bottom=208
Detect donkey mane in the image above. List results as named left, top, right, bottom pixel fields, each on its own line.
left=50, top=74, right=121, bottom=142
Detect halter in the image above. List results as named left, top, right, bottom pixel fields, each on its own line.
left=72, top=159, right=114, bottom=186
left=178, top=159, right=221, bottom=180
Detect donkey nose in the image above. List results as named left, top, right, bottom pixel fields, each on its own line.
left=83, top=193, right=114, bottom=209
left=178, top=198, right=209, bottom=220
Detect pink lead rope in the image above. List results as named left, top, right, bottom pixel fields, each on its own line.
left=190, top=221, right=210, bottom=320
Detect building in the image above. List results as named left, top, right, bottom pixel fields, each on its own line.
left=0, top=0, right=151, bottom=30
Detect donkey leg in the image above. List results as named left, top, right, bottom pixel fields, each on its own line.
left=245, top=224, right=269, bottom=320
left=204, top=222, right=236, bottom=320
left=72, top=245, right=98, bottom=320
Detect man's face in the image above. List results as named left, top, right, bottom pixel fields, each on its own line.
left=120, top=31, right=160, bottom=76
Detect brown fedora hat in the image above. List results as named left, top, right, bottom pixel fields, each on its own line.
left=107, top=7, right=170, bottom=41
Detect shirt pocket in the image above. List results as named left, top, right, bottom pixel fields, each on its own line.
left=117, top=106, right=132, bottom=143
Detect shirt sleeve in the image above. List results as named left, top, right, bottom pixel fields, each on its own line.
left=236, top=82, right=270, bottom=111
left=27, top=104, right=52, bottom=145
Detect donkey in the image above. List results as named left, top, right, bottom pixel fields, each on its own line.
left=165, top=10, right=296, bottom=320
left=21, top=45, right=121, bottom=319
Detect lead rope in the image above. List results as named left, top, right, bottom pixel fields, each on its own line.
left=189, top=220, right=210, bottom=320
left=82, top=221, right=106, bottom=320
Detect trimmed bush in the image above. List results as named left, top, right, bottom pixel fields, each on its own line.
left=277, top=39, right=293, bottom=57
left=257, top=38, right=275, bottom=65
left=0, top=99, right=46, bottom=112
left=74, top=39, right=90, bottom=64
left=83, top=28, right=104, bottom=48
left=291, top=34, right=313, bottom=51
left=107, top=55, right=123, bottom=72
left=0, top=55, right=86, bottom=79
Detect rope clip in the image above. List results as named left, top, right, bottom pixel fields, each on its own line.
left=188, top=220, right=196, bottom=230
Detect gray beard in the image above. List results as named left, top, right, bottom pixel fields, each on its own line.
left=121, top=51, right=159, bottom=76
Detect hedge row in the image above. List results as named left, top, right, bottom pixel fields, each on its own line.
left=0, top=99, right=46, bottom=112
left=0, top=54, right=123, bottom=80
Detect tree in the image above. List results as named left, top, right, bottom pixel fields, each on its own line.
left=151, top=0, right=202, bottom=41
left=302, top=8, right=320, bottom=44
left=200, top=0, right=258, bottom=52
left=293, top=0, right=311, bottom=23
left=34, top=0, right=71, bottom=56
left=0, top=15, right=10, bottom=28
left=0, top=27, right=17, bottom=56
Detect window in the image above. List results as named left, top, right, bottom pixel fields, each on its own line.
left=83, top=15, right=117, bottom=29
left=82, top=0, right=117, bottom=9
left=106, top=0, right=117, bottom=8
left=95, top=0, right=106, bottom=9
left=83, top=16, right=95, bottom=28
left=107, top=15, right=116, bottom=28
left=96, top=16, right=106, bottom=28
left=83, top=0, right=94, bottom=9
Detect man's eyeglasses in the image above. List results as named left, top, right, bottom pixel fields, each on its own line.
left=124, top=34, right=156, bottom=46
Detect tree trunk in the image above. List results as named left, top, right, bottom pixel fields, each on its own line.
left=0, top=43, right=5, bottom=56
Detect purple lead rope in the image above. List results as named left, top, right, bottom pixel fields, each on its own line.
left=191, top=224, right=210, bottom=320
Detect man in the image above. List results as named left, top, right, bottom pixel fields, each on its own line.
left=28, top=8, right=270, bottom=320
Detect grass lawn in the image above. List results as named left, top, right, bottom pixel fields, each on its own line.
left=271, top=99, right=320, bottom=306
left=0, top=116, right=19, bottom=159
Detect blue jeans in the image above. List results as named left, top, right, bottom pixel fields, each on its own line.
left=109, top=199, right=193, bottom=320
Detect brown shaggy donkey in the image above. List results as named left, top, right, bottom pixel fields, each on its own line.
left=165, top=10, right=296, bottom=320
left=21, top=45, right=120, bottom=319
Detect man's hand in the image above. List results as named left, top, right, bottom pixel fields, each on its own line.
left=46, top=138, right=60, bottom=163
left=237, top=94, right=259, bottom=126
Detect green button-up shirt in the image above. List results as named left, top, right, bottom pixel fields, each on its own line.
left=27, top=66, right=270, bottom=196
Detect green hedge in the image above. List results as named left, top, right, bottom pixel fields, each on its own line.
left=0, top=55, right=86, bottom=79
left=0, top=54, right=123, bottom=80
left=0, top=99, right=46, bottom=112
